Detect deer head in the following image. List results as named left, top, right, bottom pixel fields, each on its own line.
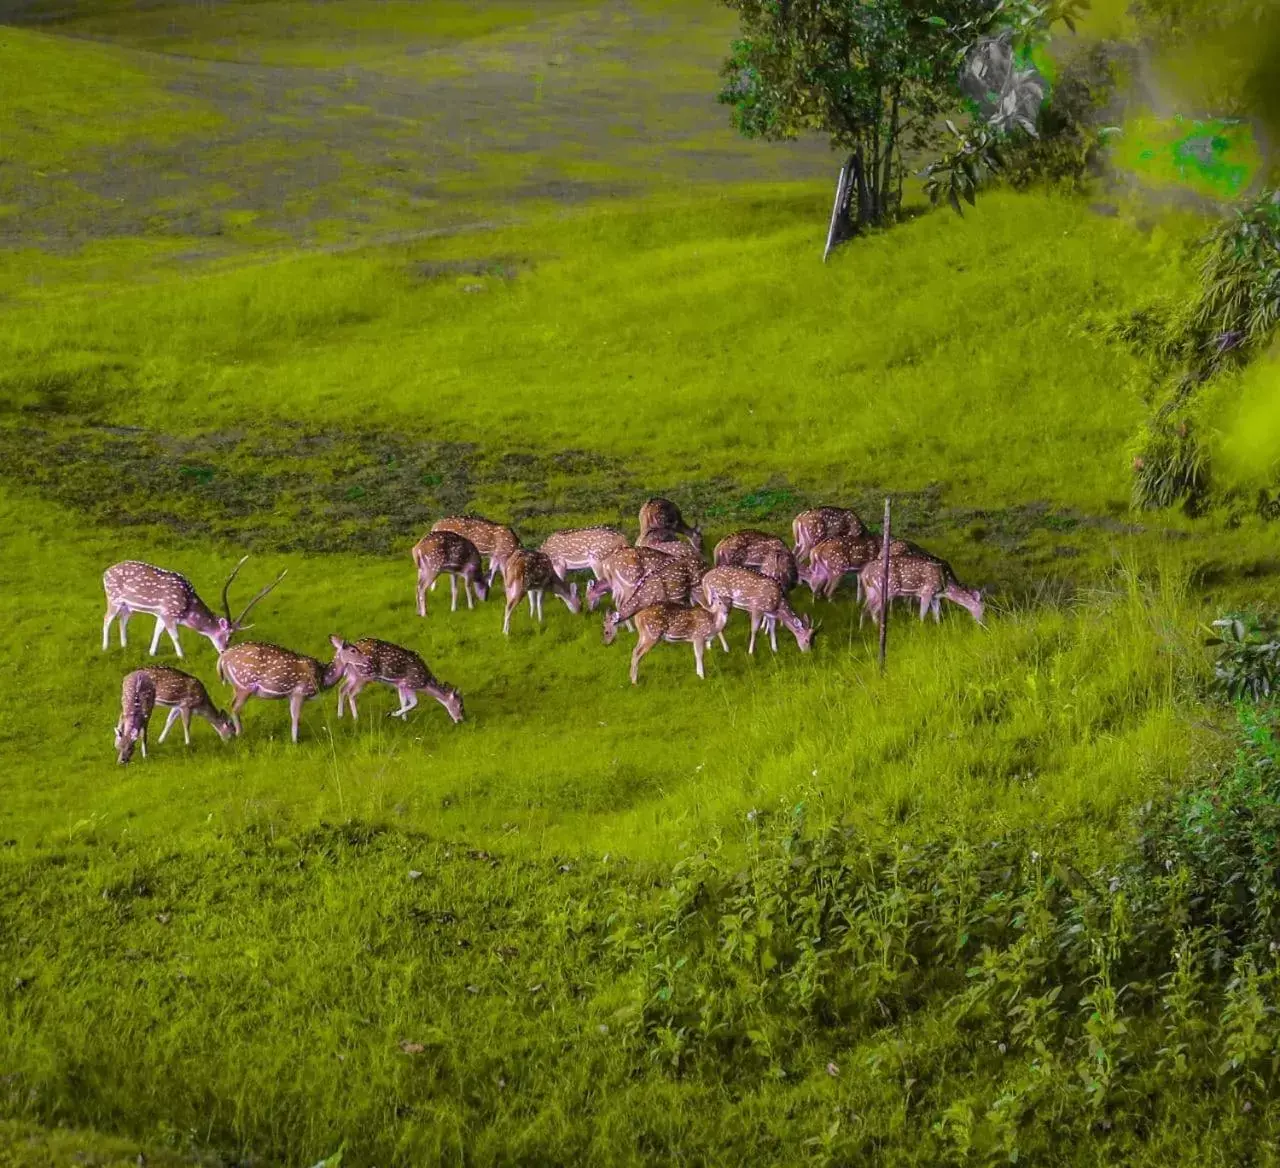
left=327, top=635, right=374, bottom=686
left=439, top=686, right=465, bottom=724
left=220, top=556, right=288, bottom=648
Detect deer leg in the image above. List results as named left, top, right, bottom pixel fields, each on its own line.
left=181, top=708, right=192, bottom=745
left=289, top=692, right=305, bottom=744
left=630, top=636, right=655, bottom=685
left=449, top=574, right=459, bottom=612
left=391, top=686, right=419, bottom=719
left=464, top=574, right=475, bottom=609
left=417, top=569, right=435, bottom=617
left=158, top=707, right=181, bottom=744
left=345, top=676, right=369, bottom=719
left=149, top=616, right=165, bottom=656
left=503, top=593, right=519, bottom=635
left=694, top=638, right=706, bottom=679
left=748, top=613, right=759, bottom=655
left=718, top=630, right=729, bottom=652
left=229, top=689, right=252, bottom=736
left=535, top=591, right=545, bottom=621
left=768, top=614, right=779, bottom=653
left=103, top=603, right=121, bottom=650
left=139, top=723, right=148, bottom=760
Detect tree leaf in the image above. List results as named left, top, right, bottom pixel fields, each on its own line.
left=948, top=187, right=963, bottom=216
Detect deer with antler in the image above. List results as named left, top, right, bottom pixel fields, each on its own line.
left=792, top=507, right=867, bottom=566
left=101, top=556, right=277, bottom=659
left=601, top=556, right=705, bottom=645
left=330, top=636, right=464, bottom=723
left=431, top=515, right=519, bottom=586
left=502, top=548, right=582, bottom=635
left=859, top=554, right=985, bottom=627
left=539, top=526, right=629, bottom=583
left=412, top=531, right=490, bottom=616
left=698, top=565, right=814, bottom=654
left=217, top=636, right=368, bottom=743
left=713, top=530, right=798, bottom=592
left=627, top=599, right=730, bottom=684
left=639, top=499, right=702, bottom=553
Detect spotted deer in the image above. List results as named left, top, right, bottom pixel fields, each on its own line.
left=329, top=636, right=464, bottom=723
left=133, top=666, right=235, bottom=747
left=859, top=555, right=985, bottom=627
left=792, top=507, right=868, bottom=565
left=602, top=557, right=705, bottom=645
left=585, top=546, right=676, bottom=613
left=698, top=565, right=814, bottom=654
left=539, top=526, right=629, bottom=582
left=101, top=556, right=285, bottom=659
left=412, top=531, right=490, bottom=616
left=636, top=527, right=705, bottom=568
left=502, top=548, right=582, bottom=634
left=114, top=669, right=157, bottom=764
left=801, top=535, right=910, bottom=601
left=216, top=640, right=363, bottom=743
left=431, top=516, right=520, bottom=585
left=638, top=499, right=702, bottom=553
left=628, top=599, right=731, bottom=684
left=713, top=530, right=799, bottom=591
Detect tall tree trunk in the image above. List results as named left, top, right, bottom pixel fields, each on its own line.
left=853, top=142, right=872, bottom=226
left=869, top=93, right=882, bottom=223
left=880, top=86, right=901, bottom=220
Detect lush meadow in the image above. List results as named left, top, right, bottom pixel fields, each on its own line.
left=1, top=0, right=1278, bottom=1163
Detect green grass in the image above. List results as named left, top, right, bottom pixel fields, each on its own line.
left=2, top=0, right=1280, bottom=1162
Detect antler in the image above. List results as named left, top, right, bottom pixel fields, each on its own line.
left=221, top=555, right=250, bottom=622
left=233, top=568, right=288, bottom=630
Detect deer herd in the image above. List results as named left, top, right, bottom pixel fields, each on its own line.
left=106, top=499, right=984, bottom=763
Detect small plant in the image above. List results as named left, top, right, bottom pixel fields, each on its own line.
left=1204, top=613, right=1280, bottom=702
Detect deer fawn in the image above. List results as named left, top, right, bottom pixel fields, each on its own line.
left=792, top=507, right=867, bottom=565
left=217, top=639, right=363, bottom=743
left=132, top=665, right=235, bottom=747
left=638, top=499, right=702, bottom=553
left=859, top=555, right=985, bottom=627
left=114, top=669, right=157, bottom=764
left=636, top=527, right=705, bottom=568
left=101, top=556, right=285, bottom=659
left=801, top=535, right=911, bottom=601
left=602, top=557, right=704, bottom=645
left=431, top=516, right=519, bottom=586
left=585, top=545, right=675, bottom=613
left=412, top=531, right=490, bottom=616
left=329, top=636, right=464, bottom=723
left=502, top=548, right=582, bottom=634
left=539, top=526, right=629, bottom=581
left=713, top=530, right=799, bottom=591
left=698, top=565, right=814, bottom=654
left=628, top=599, right=730, bottom=684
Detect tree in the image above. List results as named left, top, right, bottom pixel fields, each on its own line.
left=717, top=0, right=1086, bottom=226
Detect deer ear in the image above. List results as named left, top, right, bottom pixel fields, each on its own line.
left=330, top=634, right=344, bottom=649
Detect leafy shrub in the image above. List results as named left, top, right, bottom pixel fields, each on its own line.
left=1205, top=614, right=1280, bottom=702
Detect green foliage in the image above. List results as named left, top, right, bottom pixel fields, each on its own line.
left=1205, top=614, right=1280, bottom=702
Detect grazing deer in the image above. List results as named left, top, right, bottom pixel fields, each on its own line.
left=801, top=535, right=911, bottom=601
left=114, top=669, right=157, bottom=764
left=859, top=555, right=985, bottom=626
left=412, top=531, right=490, bottom=616
left=329, top=636, right=464, bottom=723
left=713, top=530, right=799, bottom=591
left=792, top=507, right=867, bottom=565
left=539, top=526, right=629, bottom=582
left=698, top=565, right=814, bottom=654
left=431, top=516, right=520, bottom=585
left=217, top=640, right=361, bottom=743
left=134, top=666, right=235, bottom=746
left=585, top=546, right=675, bottom=613
left=636, top=527, right=705, bottom=568
left=602, top=557, right=705, bottom=645
left=638, top=499, right=702, bottom=553
left=101, top=556, right=285, bottom=659
left=502, top=548, right=582, bottom=634
left=628, top=600, right=730, bottom=684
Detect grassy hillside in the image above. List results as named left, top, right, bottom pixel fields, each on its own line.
left=2, top=0, right=1278, bottom=1163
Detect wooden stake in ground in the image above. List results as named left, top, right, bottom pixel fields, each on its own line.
left=878, top=497, right=891, bottom=672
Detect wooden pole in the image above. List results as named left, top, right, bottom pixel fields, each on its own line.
left=878, top=497, right=891, bottom=673
left=823, top=163, right=848, bottom=263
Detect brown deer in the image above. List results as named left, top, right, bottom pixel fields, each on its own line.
left=713, top=530, right=799, bottom=591
left=698, top=565, right=814, bottom=654
left=638, top=498, right=702, bottom=553
left=431, top=515, right=520, bottom=585
left=114, top=669, right=157, bottom=764
left=602, top=557, right=705, bottom=645
left=217, top=639, right=364, bottom=743
left=636, top=527, right=705, bottom=568
left=628, top=599, right=731, bottom=684
left=585, top=545, right=676, bottom=613
left=539, top=526, right=629, bottom=582
left=859, top=554, right=985, bottom=627
left=502, top=548, right=582, bottom=634
left=134, top=666, right=235, bottom=746
left=801, top=535, right=911, bottom=601
left=792, top=507, right=867, bottom=565
left=329, top=636, right=464, bottom=723
left=101, top=556, right=285, bottom=659
left=412, top=531, right=490, bottom=616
